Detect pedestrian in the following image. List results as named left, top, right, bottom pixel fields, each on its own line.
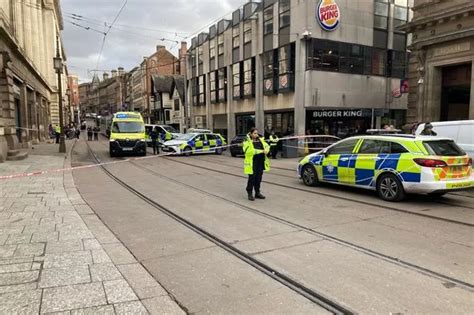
left=54, top=124, right=60, bottom=144
left=420, top=122, right=437, bottom=136
left=268, top=130, right=279, bottom=159
left=243, top=127, right=270, bottom=201
left=87, top=127, right=93, bottom=141
left=75, top=127, right=80, bottom=139
left=150, top=127, right=159, bottom=155
left=93, top=126, right=99, bottom=141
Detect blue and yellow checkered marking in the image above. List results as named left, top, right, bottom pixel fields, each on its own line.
left=304, top=152, right=422, bottom=187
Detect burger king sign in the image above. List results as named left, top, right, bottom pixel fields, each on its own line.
left=316, top=0, right=340, bottom=31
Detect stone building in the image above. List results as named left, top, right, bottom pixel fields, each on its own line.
left=150, top=75, right=186, bottom=131
left=186, top=0, right=412, bottom=140
left=400, top=0, right=474, bottom=123
left=0, top=0, right=67, bottom=162
left=67, top=74, right=79, bottom=123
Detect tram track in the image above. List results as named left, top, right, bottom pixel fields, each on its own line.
left=161, top=156, right=474, bottom=227
left=194, top=155, right=474, bottom=211
left=85, top=141, right=354, bottom=314
left=128, top=159, right=474, bottom=293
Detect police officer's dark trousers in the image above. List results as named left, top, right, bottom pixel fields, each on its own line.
left=246, top=160, right=264, bottom=195
left=151, top=140, right=159, bottom=155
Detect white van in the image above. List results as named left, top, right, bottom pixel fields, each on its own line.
left=415, top=120, right=474, bottom=158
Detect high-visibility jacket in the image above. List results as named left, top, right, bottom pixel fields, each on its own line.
left=269, top=135, right=279, bottom=147
left=243, top=135, right=270, bottom=175
left=54, top=126, right=60, bottom=134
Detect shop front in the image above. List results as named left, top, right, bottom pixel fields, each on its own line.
left=264, top=111, right=294, bottom=138
left=306, top=108, right=406, bottom=138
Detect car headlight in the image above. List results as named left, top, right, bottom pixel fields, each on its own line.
left=110, top=139, right=116, bottom=142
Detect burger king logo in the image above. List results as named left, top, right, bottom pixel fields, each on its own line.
left=316, top=0, right=340, bottom=31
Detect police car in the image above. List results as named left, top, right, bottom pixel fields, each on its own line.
left=298, top=135, right=473, bottom=201
left=162, top=132, right=227, bottom=156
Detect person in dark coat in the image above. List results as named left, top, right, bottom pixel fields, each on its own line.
left=150, top=127, right=159, bottom=155
left=87, top=127, right=93, bottom=141
left=93, top=127, right=99, bottom=141
left=420, top=122, right=437, bottom=136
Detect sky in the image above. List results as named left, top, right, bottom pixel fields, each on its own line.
left=62, top=0, right=246, bottom=82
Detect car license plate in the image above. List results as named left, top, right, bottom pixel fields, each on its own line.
left=122, top=148, right=133, bottom=151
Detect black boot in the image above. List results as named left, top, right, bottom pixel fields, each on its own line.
left=247, top=191, right=255, bottom=201
left=255, top=192, right=266, bottom=199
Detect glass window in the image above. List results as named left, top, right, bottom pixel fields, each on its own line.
left=390, top=50, right=406, bottom=78
left=374, top=15, right=388, bottom=29
left=312, top=40, right=339, bottom=71
left=374, top=29, right=387, bottom=48
left=112, top=122, right=144, bottom=133
left=340, top=44, right=364, bottom=74
left=264, top=6, right=273, bottom=35
left=393, top=33, right=406, bottom=51
left=217, top=35, right=224, bottom=55
left=372, top=48, right=386, bottom=76
left=394, top=6, right=408, bottom=21
left=244, top=21, right=252, bottom=44
left=174, top=99, right=180, bottom=111
left=359, top=140, right=384, bottom=154
left=390, top=142, right=408, bottom=154
left=232, top=63, right=241, bottom=99
left=394, top=0, right=408, bottom=6
left=263, top=51, right=275, bottom=78
left=232, top=27, right=239, bottom=48
left=198, top=46, right=203, bottom=65
left=217, top=68, right=227, bottom=102
left=279, top=0, right=290, bottom=28
left=210, top=40, right=216, bottom=59
left=210, top=71, right=217, bottom=103
left=243, top=58, right=254, bottom=97
left=375, top=2, right=389, bottom=16
left=198, top=75, right=205, bottom=104
left=423, top=140, right=465, bottom=156
left=327, top=139, right=359, bottom=155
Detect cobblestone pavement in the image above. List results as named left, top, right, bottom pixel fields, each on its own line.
left=0, top=141, right=184, bottom=314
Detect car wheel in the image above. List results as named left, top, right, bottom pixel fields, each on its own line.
left=183, top=146, right=192, bottom=156
left=301, top=164, right=319, bottom=186
left=215, top=148, right=223, bottom=155
left=377, top=173, right=405, bottom=202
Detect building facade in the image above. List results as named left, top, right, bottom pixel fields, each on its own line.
left=67, top=74, right=79, bottom=122
left=0, top=0, right=67, bottom=162
left=186, top=0, right=412, bottom=140
left=401, top=0, right=474, bottom=124
left=150, top=75, right=186, bottom=131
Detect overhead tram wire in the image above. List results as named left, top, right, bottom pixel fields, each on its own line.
left=95, top=0, right=129, bottom=70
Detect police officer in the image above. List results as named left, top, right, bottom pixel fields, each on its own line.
left=243, top=127, right=270, bottom=201
left=420, top=122, right=437, bottom=136
left=268, top=130, right=279, bottom=159
left=54, top=125, right=60, bottom=144
left=150, top=127, right=159, bottom=155
left=93, top=126, right=99, bottom=141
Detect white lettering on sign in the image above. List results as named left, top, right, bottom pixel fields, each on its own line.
left=313, top=110, right=363, bottom=118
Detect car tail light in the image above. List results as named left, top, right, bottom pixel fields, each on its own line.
left=413, top=158, right=447, bottom=168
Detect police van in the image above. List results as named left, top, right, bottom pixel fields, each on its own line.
left=109, top=112, right=147, bottom=157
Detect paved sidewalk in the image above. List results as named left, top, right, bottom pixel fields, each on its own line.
left=0, top=141, right=184, bottom=314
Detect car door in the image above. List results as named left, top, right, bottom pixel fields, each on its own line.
left=194, top=134, right=205, bottom=153
left=204, top=134, right=215, bottom=152
left=321, top=138, right=360, bottom=184
left=355, top=139, right=395, bottom=187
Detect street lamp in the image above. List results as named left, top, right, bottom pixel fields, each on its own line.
left=54, top=36, right=66, bottom=153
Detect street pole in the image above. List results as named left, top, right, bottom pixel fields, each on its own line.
left=55, top=36, right=66, bottom=153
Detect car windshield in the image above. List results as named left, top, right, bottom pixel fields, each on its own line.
left=163, top=126, right=178, bottom=133
left=112, top=122, right=144, bottom=133
left=423, top=140, right=465, bottom=156
left=176, top=133, right=196, bottom=140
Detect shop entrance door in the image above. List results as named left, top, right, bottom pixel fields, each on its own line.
left=440, top=63, right=471, bottom=121
left=236, top=114, right=255, bottom=135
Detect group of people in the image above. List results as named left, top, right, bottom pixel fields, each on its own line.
left=48, top=123, right=80, bottom=144
left=87, top=126, right=100, bottom=141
